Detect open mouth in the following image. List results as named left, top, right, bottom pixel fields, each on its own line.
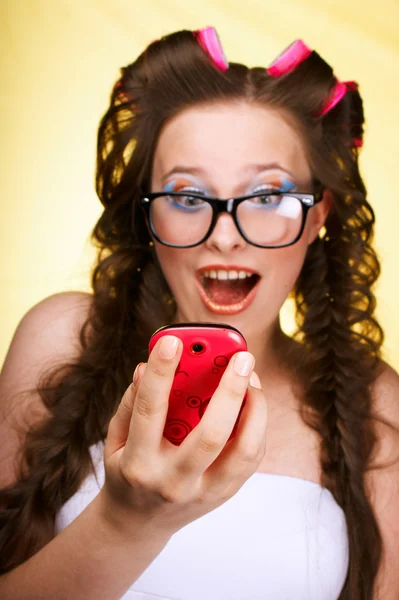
left=196, top=268, right=261, bottom=315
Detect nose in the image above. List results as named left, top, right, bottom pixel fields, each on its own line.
left=204, top=212, right=247, bottom=253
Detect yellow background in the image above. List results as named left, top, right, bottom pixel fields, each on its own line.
left=1, top=0, right=398, bottom=369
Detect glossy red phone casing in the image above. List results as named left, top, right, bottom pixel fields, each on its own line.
left=149, top=323, right=247, bottom=445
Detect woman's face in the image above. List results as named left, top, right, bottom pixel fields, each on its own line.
left=150, top=101, right=329, bottom=338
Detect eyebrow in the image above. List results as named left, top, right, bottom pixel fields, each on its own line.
left=161, top=162, right=297, bottom=182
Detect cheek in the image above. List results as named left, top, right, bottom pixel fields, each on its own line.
left=279, top=210, right=319, bottom=279
left=154, top=244, right=194, bottom=295
left=154, top=244, right=177, bottom=278
left=268, top=240, right=309, bottom=293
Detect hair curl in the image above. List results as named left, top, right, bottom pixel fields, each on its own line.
left=0, top=29, right=384, bottom=599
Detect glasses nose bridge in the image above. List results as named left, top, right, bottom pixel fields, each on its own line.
left=213, top=196, right=236, bottom=218
left=210, top=197, right=239, bottom=231
left=207, top=197, right=244, bottom=245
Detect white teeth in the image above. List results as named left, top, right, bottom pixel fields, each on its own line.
left=202, top=269, right=254, bottom=280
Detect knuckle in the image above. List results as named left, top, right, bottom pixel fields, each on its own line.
left=120, top=388, right=134, bottom=412
left=197, top=432, right=224, bottom=455
left=221, top=378, right=247, bottom=400
left=156, top=483, right=182, bottom=504
left=134, top=389, right=163, bottom=420
left=156, top=474, right=194, bottom=504
left=151, top=365, right=171, bottom=378
left=120, top=462, right=151, bottom=488
left=138, top=364, right=174, bottom=397
left=236, top=441, right=263, bottom=465
left=119, top=458, right=193, bottom=506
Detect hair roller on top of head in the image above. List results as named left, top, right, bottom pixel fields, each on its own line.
left=317, top=79, right=348, bottom=117
left=345, top=80, right=359, bottom=92
left=342, top=80, right=363, bottom=147
left=194, top=26, right=229, bottom=71
left=266, top=40, right=312, bottom=77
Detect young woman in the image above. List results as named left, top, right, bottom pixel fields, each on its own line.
left=0, top=27, right=398, bottom=600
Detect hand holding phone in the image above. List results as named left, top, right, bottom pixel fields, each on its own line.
left=149, top=323, right=248, bottom=445
left=104, top=320, right=266, bottom=540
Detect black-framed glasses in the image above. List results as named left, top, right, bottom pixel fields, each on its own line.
left=140, top=189, right=323, bottom=249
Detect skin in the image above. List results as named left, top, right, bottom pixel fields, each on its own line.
left=150, top=100, right=331, bottom=385
left=0, top=100, right=398, bottom=599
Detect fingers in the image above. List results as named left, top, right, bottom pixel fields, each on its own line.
left=107, top=343, right=265, bottom=508
left=124, top=335, right=183, bottom=459
left=104, top=362, right=146, bottom=460
left=175, top=352, right=255, bottom=478
left=204, top=376, right=267, bottom=494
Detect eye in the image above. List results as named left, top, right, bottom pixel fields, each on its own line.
left=176, top=196, right=206, bottom=208
left=247, top=186, right=282, bottom=207
left=253, top=193, right=282, bottom=205
left=166, top=188, right=208, bottom=211
left=249, top=184, right=286, bottom=207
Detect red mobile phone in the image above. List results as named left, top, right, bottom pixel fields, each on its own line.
left=149, top=323, right=247, bottom=445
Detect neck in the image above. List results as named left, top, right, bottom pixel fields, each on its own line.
left=243, top=317, right=294, bottom=384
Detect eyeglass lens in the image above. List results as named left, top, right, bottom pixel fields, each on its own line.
left=149, top=193, right=303, bottom=246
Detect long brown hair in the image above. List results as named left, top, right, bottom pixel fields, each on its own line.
left=0, top=29, right=384, bottom=598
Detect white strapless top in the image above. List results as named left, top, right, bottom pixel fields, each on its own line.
left=55, top=443, right=349, bottom=600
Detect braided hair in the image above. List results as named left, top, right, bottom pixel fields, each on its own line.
left=0, top=29, right=383, bottom=599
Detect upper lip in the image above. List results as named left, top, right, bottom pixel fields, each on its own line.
left=197, top=264, right=260, bottom=276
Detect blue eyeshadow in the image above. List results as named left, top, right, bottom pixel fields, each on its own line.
left=163, top=180, right=177, bottom=192
left=279, top=178, right=296, bottom=192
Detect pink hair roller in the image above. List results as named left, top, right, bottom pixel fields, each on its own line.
left=194, top=26, right=229, bottom=71
left=343, top=80, right=363, bottom=146
left=266, top=40, right=312, bottom=77
left=344, top=80, right=359, bottom=92
left=317, top=80, right=348, bottom=117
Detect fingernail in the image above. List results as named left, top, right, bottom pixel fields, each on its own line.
left=233, top=352, right=255, bottom=377
left=159, top=335, right=180, bottom=359
left=133, top=363, right=144, bottom=385
left=249, top=371, right=262, bottom=389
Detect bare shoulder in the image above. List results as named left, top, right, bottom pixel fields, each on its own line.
left=368, top=361, right=399, bottom=467
left=371, top=361, right=399, bottom=431
left=0, top=291, right=92, bottom=487
left=367, top=363, right=399, bottom=598
left=366, top=359, right=399, bottom=483
left=1, top=291, right=93, bottom=387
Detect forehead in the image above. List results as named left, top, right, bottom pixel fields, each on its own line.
left=151, top=101, right=312, bottom=189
